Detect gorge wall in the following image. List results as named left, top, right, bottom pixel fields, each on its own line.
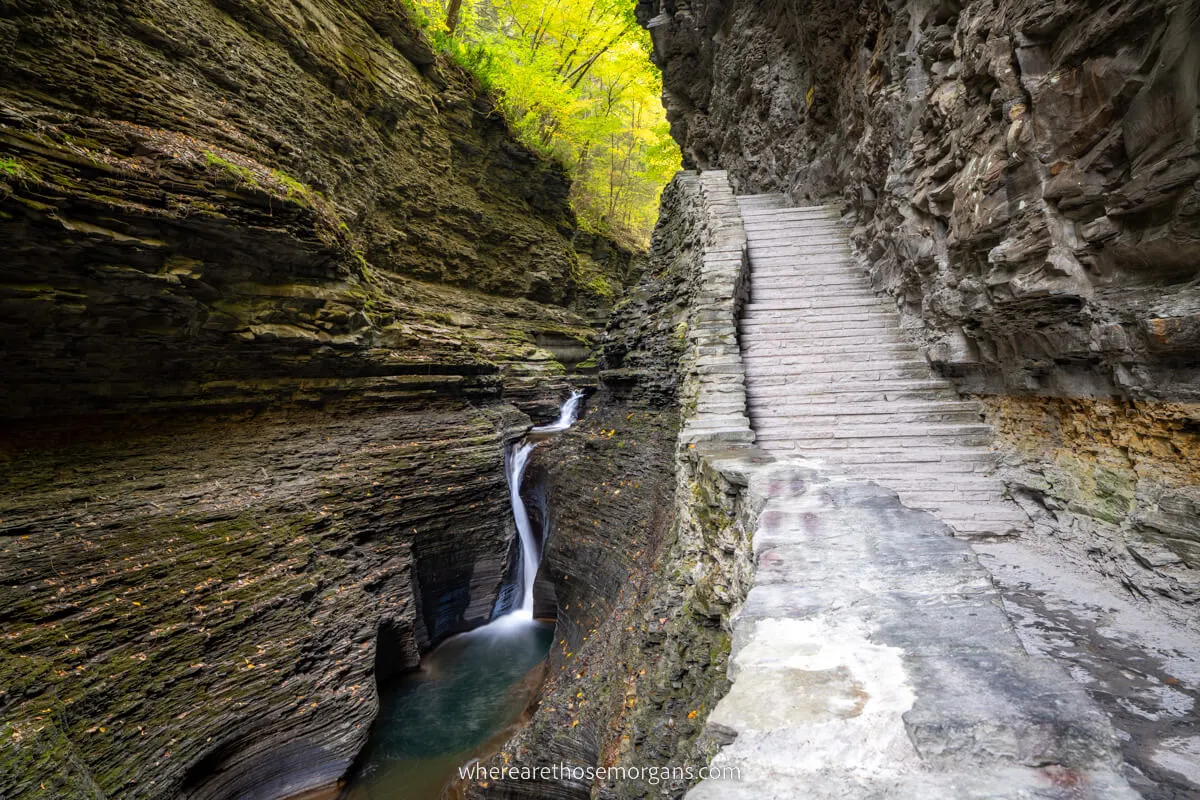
left=0, top=0, right=636, bottom=797
left=458, top=174, right=758, bottom=800
left=640, top=0, right=1200, bottom=622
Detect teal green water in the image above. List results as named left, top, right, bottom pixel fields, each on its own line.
left=344, top=619, right=554, bottom=799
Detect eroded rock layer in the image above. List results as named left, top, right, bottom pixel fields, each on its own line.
left=985, top=394, right=1200, bottom=615
left=460, top=175, right=756, bottom=800
left=640, top=0, right=1199, bottom=618
left=1, top=402, right=528, bottom=799
left=641, top=0, right=1200, bottom=401
left=0, top=0, right=614, bottom=419
left=0, top=0, right=643, bottom=797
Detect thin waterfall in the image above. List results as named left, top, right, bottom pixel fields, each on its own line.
left=500, top=391, right=586, bottom=621
left=530, top=390, right=585, bottom=434
left=505, top=441, right=539, bottom=619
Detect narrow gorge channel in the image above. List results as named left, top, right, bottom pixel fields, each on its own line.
left=2, top=0, right=1198, bottom=799
left=344, top=393, right=585, bottom=800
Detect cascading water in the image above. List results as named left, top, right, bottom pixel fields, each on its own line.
left=530, top=390, right=585, bottom=434
left=344, top=390, right=586, bottom=799
left=505, top=441, right=539, bottom=620
left=503, top=390, right=585, bottom=619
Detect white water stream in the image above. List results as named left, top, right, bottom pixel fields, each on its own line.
left=504, top=390, right=585, bottom=620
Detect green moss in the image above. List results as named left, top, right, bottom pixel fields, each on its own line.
left=586, top=273, right=615, bottom=301
left=0, top=156, right=24, bottom=177
left=271, top=168, right=315, bottom=204
left=203, top=150, right=259, bottom=187
left=0, top=156, right=39, bottom=184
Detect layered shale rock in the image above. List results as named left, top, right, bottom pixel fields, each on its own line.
left=0, top=402, right=530, bottom=799
left=0, top=1, right=643, bottom=797
left=641, top=0, right=1200, bottom=401
left=0, top=0, right=608, bottom=419
left=459, top=175, right=756, bottom=800
left=640, top=0, right=1199, bottom=618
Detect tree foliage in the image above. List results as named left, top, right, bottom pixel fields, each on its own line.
left=408, top=0, right=680, bottom=248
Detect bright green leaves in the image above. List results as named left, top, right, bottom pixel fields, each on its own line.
left=409, top=0, right=681, bottom=248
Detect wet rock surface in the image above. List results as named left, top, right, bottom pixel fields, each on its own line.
left=984, top=395, right=1200, bottom=623
left=0, top=1, right=646, bottom=796
left=978, top=540, right=1200, bottom=799
left=0, top=401, right=528, bottom=799
left=459, top=174, right=753, bottom=800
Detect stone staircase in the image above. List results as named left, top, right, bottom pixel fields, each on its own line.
left=737, top=194, right=1027, bottom=537
left=673, top=173, right=1137, bottom=799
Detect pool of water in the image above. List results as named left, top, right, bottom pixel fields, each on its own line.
left=344, top=618, right=554, bottom=800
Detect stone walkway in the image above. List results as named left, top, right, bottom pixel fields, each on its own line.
left=674, top=172, right=1139, bottom=799
left=737, top=194, right=1027, bottom=538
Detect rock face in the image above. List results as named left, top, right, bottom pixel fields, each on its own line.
left=641, top=0, right=1200, bottom=402
left=1, top=402, right=529, bottom=799
left=0, top=0, right=600, bottom=419
left=641, top=0, right=1199, bottom=619
left=0, top=1, right=644, bottom=797
left=986, top=395, right=1200, bottom=619
left=458, top=175, right=758, bottom=800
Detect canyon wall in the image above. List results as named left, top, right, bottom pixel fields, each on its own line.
left=640, top=0, right=1199, bottom=621
left=0, top=1, right=633, bottom=797
left=465, top=174, right=757, bottom=800
left=0, top=0, right=603, bottom=419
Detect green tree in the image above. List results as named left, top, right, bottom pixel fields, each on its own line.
left=409, top=0, right=680, bottom=248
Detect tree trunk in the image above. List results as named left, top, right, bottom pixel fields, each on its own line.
left=446, top=0, right=464, bottom=33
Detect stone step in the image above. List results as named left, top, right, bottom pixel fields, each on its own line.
left=742, top=339, right=918, bottom=353
left=841, top=458, right=1002, bottom=474
left=740, top=329, right=910, bottom=345
left=910, top=501, right=1029, bottom=523
left=747, top=266, right=868, bottom=278
left=754, top=412, right=985, bottom=430
left=759, top=434, right=996, bottom=451
left=746, top=272, right=870, bottom=286
left=886, top=480, right=1008, bottom=498
left=871, top=471, right=1007, bottom=487
left=741, top=328, right=905, bottom=343
left=744, top=392, right=973, bottom=410
left=742, top=220, right=843, bottom=232
left=743, top=351, right=923, bottom=367
left=742, top=307, right=899, bottom=323
left=746, top=288, right=880, bottom=302
left=747, top=401, right=982, bottom=420
left=742, top=325, right=907, bottom=340
left=899, top=491, right=1010, bottom=507
left=753, top=416, right=992, bottom=436
left=747, top=277, right=871, bottom=291
left=756, top=420, right=993, bottom=439
left=744, top=233, right=847, bottom=247
left=740, top=202, right=837, bottom=212
left=746, top=260, right=864, bottom=272
left=742, top=353, right=929, bottom=370
left=747, top=278, right=871, bottom=291
left=736, top=193, right=789, bottom=207
left=748, top=245, right=852, bottom=260
left=747, top=256, right=859, bottom=267
left=740, top=208, right=838, bottom=222
left=742, top=294, right=893, bottom=308
left=741, top=312, right=899, bottom=327
left=746, top=376, right=954, bottom=393
left=786, top=447, right=999, bottom=469
left=747, top=278, right=876, bottom=291
left=758, top=433, right=996, bottom=450
left=744, top=356, right=927, bottom=372
left=743, top=368, right=935, bottom=386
